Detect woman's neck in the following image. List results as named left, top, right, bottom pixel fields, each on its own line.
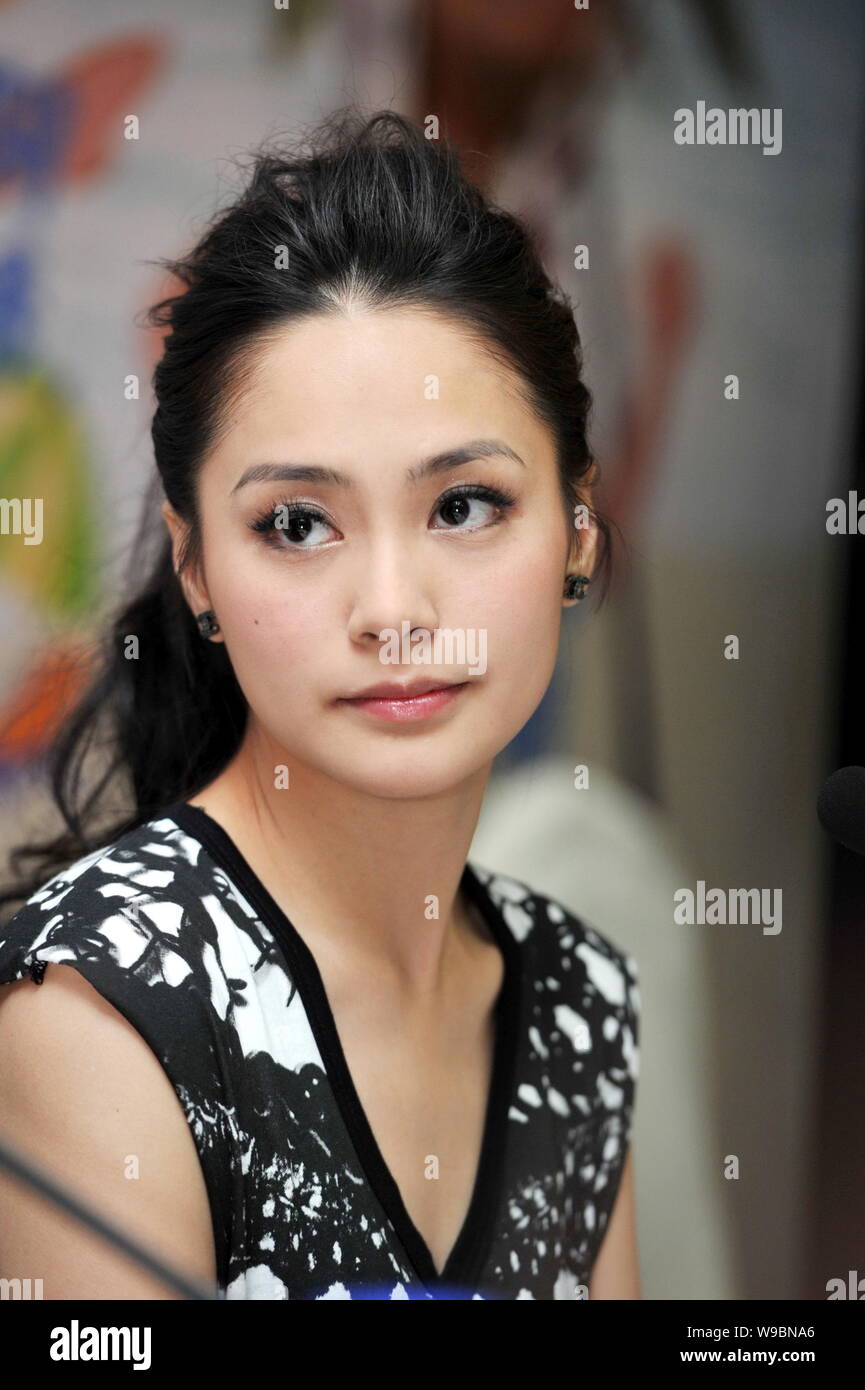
left=187, top=733, right=494, bottom=998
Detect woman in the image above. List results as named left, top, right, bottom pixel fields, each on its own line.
left=0, top=109, right=640, bottom=1301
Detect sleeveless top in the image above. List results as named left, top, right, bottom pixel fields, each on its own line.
left=0, top=802, right=640, bottom=1301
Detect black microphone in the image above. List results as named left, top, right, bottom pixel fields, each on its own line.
left=0, top=1133, right=218, bottom=1300
left=817, top=766, right=865, bottom=857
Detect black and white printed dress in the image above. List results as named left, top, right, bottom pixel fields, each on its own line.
left=0, top=802, right=640, bottom=1300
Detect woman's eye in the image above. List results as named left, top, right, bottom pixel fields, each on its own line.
left=249, top=485, right=517, bottom=551
left=432, top=486, right=517, bottom=531
left=249, top=502, right=337, bottom=549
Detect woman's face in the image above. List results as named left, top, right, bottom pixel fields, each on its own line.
left=163, top=306, right=594, bottom=799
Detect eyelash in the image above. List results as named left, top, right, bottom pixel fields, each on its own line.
left=248, top=483, right=519, bottom=551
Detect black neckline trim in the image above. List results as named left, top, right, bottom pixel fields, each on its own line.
left=161, top=800, right=523, bottom=1295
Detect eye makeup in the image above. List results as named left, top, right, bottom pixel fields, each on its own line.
left=247, top=481, right=519, bottom=551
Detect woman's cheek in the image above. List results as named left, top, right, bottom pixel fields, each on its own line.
left=214, top=584, right=310, bottom=697
left=488, top=554, right=563, bottom=648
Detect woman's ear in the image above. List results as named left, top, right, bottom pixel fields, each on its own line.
left=160, top=500, right=218, bottom=635
left=563, top=505, right=599, bottom=604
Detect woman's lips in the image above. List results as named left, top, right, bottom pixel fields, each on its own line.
left=337, top=683, right=469, bottom=722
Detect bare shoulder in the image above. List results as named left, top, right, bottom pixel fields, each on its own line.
left=0, top=963, right=216, bottom=1299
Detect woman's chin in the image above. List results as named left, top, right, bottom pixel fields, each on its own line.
left=316, top=749, right=492, bottom=801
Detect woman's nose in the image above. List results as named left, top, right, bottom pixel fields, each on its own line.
left=345, top=541, right=439, bottom=647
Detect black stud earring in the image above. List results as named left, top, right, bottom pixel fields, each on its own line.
left=196, top=609, right=220, bottom=638
left=563, top=574, right=590, bottom=602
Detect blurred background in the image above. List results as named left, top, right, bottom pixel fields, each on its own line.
left=1, top=0, right=863, bottom=1299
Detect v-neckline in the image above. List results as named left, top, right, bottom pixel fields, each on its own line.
left=163, top=800, right=523, bottom=1295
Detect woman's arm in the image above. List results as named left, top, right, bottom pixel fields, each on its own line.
left=587, top=1146, right=641, bottom=1299
left=0, top=964, right=217, bottom=1299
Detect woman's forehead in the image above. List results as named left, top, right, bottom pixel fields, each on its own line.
left=203, top=309, right=552, bottom=477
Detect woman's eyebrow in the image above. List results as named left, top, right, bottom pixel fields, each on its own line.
left=230, top=438, right=525, bottom=494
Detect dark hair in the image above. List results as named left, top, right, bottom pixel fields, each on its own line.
left=1, top=106, right=616, bottom=919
